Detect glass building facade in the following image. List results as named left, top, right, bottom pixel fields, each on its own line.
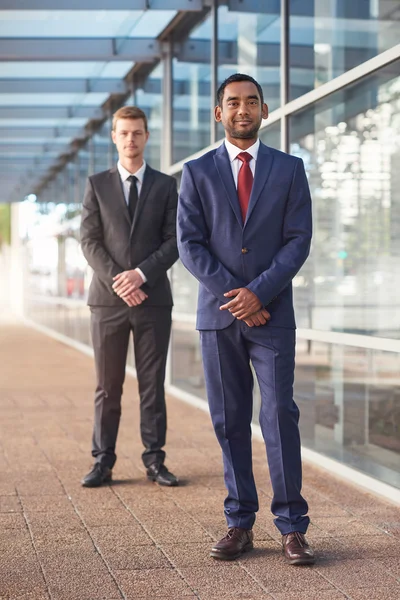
left=19, top=1, right=400, bottom=491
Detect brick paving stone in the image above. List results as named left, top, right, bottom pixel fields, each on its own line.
left=346, top=587, right=400, bottom=600
left=271, top=592, right=347, bottom=600
left=180, top=564, right=269, bottom=597
left=244, top=555, right=334, bottom=594
left=101, top=543, right=171, bottom=570
left=315, top=558, right=399, bottom=589
left=0, top=495, right=21, bottom=512
left=311, top=516, right=387, bottom=537
left=1, top=322, right=400, bottom=600
left=116, top=568, right=194, bottom=597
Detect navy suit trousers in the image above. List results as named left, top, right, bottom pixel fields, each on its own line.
left=200, top=321, right=310, bottom=535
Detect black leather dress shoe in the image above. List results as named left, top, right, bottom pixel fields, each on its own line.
left=146, top=464, right=178, bottom=487
left=210, top=527, right=254, bottom=560
left=81, top=463, right=112, bottom=488
left=282, top=532, right=315, bottom=565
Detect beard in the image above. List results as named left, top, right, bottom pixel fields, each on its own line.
left=227, top=122, right=260, bottom=140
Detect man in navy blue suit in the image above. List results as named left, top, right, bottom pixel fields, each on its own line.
left=177, top=74, right=315, bottom=565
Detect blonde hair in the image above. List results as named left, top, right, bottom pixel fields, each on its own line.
left=112, top=106, right=148, bottom=131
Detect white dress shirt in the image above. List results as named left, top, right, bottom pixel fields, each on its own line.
left=224, top=138, right=259, bottom=188
left=117, top=160, right=147, bottom=284
left=117, top=159, right=146, bottom=203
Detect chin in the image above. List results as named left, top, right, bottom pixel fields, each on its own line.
left=231, top=131, right=258, bottom=140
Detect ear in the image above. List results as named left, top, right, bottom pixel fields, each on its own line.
left=214, top=105, right=222, bottom=123
left=111, top=130, right=117, bottom=145
left=261, top=103, right=269, bottom=120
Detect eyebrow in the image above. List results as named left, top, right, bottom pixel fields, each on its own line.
left=226, top=95, right=260, bottom=102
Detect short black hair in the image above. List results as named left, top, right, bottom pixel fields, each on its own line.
left=216, top=73, right=264, bottom=107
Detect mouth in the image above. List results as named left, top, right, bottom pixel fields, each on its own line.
left=235, top=121, right=252, bottom=125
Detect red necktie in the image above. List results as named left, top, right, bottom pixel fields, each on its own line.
left=237, top=152, right=253, bottom=222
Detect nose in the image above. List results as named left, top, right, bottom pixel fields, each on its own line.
left=237, top=102, right=249, bottom=116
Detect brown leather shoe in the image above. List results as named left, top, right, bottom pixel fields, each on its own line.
left=282, top=532, right=315, bottom=565
left=210, top=527, right=253, bottom=560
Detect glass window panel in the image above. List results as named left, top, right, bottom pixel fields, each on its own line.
left=290, top=65, right=400, bottom=339
left=289, top=0, right=400, bottom=100
left=0, top=61, right=134, bottom=79
left=0, top=9, right=176, bottom=38
left=294, top=338, right=400, bottom=489
left=217, top=3, right=281, bottom=139
left=171, top=323, right=206, bottom=400
left=258, top=120, right=281, bottom=150
left=172, top=15, right=212, bottom=164
left=0, top=93, right=109, bottom=107
left=134, top=62, right=164, bottom=171
left=0, top=10, right=144, bottom=37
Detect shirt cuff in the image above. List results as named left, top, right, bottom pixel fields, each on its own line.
left=135, top=268, right=147, bottom=284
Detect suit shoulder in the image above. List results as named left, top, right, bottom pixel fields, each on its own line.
left=184, top=147, right=217, bottom=171
left=88, top=169, right=113, bottom=184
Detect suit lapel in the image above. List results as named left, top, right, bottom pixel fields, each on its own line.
left=108, top=166, right=131, bottom=227
left=213, top=144, right=243, bottom=227
left=244, top=142, right=274, bottom=226
left=131, top=164, right=155, bottom=233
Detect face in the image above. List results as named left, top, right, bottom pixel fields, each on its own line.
left=111, top=118, right=149, bottom=161
left=215, top=81, right=268, bottom=142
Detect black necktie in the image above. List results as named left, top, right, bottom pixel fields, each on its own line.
left=127, top=175, right=138, bottom=221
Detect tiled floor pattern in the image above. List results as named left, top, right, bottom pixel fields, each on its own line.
left=0, top=322, right=399, bottom=599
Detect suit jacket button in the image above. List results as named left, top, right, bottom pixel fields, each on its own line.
left=241, top=248, right=249, bottom=254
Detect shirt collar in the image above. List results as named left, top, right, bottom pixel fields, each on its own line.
left=224, top=138, right=260, bottom=163
left=117, top=160, right=147, bottom=184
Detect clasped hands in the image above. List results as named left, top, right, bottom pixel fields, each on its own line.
left=220, top=288, right=270, bottom=327
left=112, top=270, right=147, bottom=307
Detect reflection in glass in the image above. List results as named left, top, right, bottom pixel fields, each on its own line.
left=290, top=0, right=400, bottom=100
left=290, top=67, right=400, bottom=338
left=294, top=338, right=400, bottom=489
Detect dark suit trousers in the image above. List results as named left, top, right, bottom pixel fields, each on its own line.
left=200, top=320, right=309, bottom=535
left=90, top=304, right=171, bottom=469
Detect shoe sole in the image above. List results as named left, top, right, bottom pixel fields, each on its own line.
left=284, top=555, right=315, bottom=566
left=210, top=541, right=253, bottom=561
left=147, top=475, right=179, bottom=487
left=81, top=474, right=112, bottom=488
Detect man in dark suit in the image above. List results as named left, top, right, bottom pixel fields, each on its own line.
left=177, top=74, right=314, bottom=564
left=80, top=106, right=179, bottom=488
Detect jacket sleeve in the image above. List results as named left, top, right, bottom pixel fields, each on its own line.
left=80, top=177, right=122, bottom=287
left=246, top=158, right=312, bottom=305
left=177, top=162, right=246, bottom=304
left=136, top=176, right=179, bottom=287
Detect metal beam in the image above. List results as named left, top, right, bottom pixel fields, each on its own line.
left=0, top=127, right=84, bottom=139
left=0, top=79, right=127, bottom=94
left=0, top=107, right=104, bottom=119
left=0, top=0, right=203, bottom=8
left=0, top=38, right=161, bottom=61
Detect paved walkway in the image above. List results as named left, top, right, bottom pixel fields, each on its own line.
left=1, top=321, right=400, bottom=600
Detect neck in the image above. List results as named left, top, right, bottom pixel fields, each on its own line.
left=226, top=135, right=258, bottom=151
left=119, top=156, right=144, bottom=174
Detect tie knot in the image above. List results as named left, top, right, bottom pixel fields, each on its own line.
left=128, top=175, right=137, bottom=183
left=237, top=152, right=252, bottom=164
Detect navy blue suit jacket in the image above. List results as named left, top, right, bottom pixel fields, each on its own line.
left=177, top=141, right=312, bottom=330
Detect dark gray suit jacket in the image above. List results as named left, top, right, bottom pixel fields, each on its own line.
left=80, top=164, right=178, bottom=307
